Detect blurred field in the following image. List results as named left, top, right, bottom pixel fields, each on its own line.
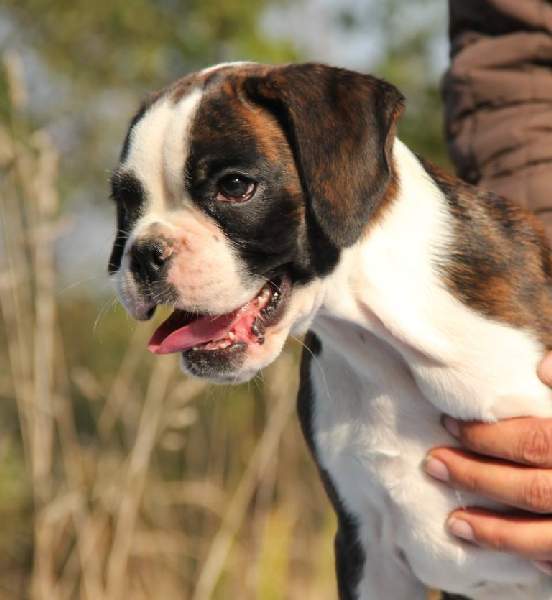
left=0, top=1, right=447, bottom=598
left=0, top=56, right=335, bottom=600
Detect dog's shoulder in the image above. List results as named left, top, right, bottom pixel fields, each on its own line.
left=421, top=158, right=552, bottom=349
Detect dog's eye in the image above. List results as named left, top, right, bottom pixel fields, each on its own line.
left=216, top=174, right=256, bottom=203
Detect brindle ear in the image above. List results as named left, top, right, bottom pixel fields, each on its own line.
left=244, top=63, right=404, bottom=248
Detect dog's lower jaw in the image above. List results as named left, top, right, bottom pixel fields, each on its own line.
left=177, top=280, right=325, bottom=384
left=179, top=347, right=266, bottom=384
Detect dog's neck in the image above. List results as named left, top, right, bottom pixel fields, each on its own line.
left=311, top=139, right=451, bottom=370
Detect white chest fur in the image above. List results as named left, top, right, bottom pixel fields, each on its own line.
left=307, top=141, right=552, bottom=599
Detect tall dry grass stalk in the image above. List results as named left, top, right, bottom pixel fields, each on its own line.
left=0, top=52, right=338, bottom=600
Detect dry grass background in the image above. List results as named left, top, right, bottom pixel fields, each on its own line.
left=0, top=8, right=448, bottom=589
left=0, top=53, right=337, bottom=600
left=0, top=1, right=450, bottom=595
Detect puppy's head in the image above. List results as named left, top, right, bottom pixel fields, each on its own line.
left=109, top=62, right=403, bottom=382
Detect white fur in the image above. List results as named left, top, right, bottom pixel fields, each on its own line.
left=308, top=140, right=552, bottom=599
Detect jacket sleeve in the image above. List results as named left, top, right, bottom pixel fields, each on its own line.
left=443, top=0, right=552, bottom=239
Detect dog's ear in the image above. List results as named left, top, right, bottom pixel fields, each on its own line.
left=244, top=64, right=404, bottom=247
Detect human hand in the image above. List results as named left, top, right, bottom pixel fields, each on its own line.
left=424, top=354, right=552, bottom=575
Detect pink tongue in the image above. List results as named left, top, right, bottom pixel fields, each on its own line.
left=148, top=311, right=238, bottom=355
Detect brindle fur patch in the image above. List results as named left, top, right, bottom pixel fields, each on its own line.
left=424, top=160, right=552, bottom=349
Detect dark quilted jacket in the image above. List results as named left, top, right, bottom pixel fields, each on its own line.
left=443, top=0, right=552, bottom=239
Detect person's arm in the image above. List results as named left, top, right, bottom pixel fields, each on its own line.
left=443, top=0, right=552, bottom=236
left=434, top=0, right=552, bottom=574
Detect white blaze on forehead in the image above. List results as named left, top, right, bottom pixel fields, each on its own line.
left=162, top=90, right=203, bottom=207
left=121, top=88, right=203, bottom=214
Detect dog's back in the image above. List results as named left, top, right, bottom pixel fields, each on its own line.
left=425, top=158, right=552, bottom=349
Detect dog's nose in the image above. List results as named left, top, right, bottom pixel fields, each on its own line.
left=129, top=238, right=172, bottom=284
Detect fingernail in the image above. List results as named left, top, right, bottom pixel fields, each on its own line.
left=424, top=456, right=450, bottom=482
left=447, top=518, right=475, bottom=542
left=534, top=561, right=552, bottom=576
left=442, top=416, right=460, bottom=438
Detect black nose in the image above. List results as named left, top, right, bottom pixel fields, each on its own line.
left=130, top=239, right=170, bottom=284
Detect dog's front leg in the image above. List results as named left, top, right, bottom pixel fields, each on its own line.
left=334, top=525, right=427, bottom=600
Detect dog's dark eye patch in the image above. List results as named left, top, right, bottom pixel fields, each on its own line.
left=184, top=85, right=317, bottom=282
left=110, top=171, right=145, bottom=210
left=108, top=171, right=146, bottom=274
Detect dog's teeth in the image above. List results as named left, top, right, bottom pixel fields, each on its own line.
left=251, top=320, right=265, bottom=339
left=257, top=286, right=271, bottom=308
left=228, top=331, right=237, bottom=342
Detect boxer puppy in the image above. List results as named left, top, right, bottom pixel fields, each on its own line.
left=109, top=62, right=552, bottom=599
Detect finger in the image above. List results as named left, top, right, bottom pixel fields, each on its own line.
left=538, top=352, right=552, bottom=387
left=447, top=508, right=552, bottom=561
left=442, top=416, right=552, bottom=468
left=425, top=447, right=552, bottom=513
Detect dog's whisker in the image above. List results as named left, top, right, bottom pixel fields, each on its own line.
left=58, top=274, right=108, bottom=295
left=92, top=295, right=119, bottom=336
left=290, top=334, right=334, bottom=407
